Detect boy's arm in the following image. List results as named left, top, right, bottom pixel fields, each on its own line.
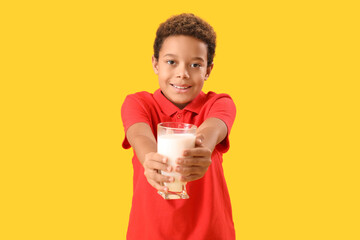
left=126, top=122, right=157, bottom=165
left=126, top=122, right=174, bottom=191
left=175, top=117, right=228, bottom=182
left=196, top=117, right=228, bottom=152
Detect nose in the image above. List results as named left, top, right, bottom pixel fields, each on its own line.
left=176, top=64, right=190, bottom=79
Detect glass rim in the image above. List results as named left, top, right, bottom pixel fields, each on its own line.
left=158, top=122, right=197, bottom=130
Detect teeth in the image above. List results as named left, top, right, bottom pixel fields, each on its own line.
left=172, top=84, right=190, bottom=89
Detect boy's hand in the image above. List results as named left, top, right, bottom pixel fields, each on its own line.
left=175, top=134, right=212, bottom=182
left=143, top=152, right=174, bottom=192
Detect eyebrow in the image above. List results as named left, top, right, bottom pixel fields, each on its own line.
left=163, top=54, right=205, bottom=62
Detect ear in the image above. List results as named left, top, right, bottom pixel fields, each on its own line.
left=152, top=55, right=159, bottom=75
left=205, top=63, right=214, bottom=80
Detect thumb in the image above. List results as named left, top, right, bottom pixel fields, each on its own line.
left=195, top=134, right=205, bottom=147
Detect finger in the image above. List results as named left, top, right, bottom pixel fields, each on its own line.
left=176, top=157, right=211, bottom=167
left=183, top=148, right=211, bottom=158
left=147, top=179, right=169, bottom=192
left=146, top=152, right=169, bottom=163
left=144, top=160, right=172, bottom=172
left=145, top=169, right=175, bottom=183
left=195, top=134, right=204, bottom=147
left=175, top=165, right=204, bottom=176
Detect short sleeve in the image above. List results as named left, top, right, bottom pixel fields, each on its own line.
left=206, top=95, right=236, bottom=153
left=121, top=94, right=152, bottom=149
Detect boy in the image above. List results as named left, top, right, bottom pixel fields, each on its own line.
left=121, top=13, right=236, bottom=240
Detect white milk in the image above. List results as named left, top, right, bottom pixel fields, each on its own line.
left=157, top=133, right=196, bottom=192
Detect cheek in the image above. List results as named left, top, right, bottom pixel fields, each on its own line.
left=198, top=81, right=205, bottom=89
left=194, top=70, right=206, bottom=79
left=158, top=75, right=170, bottom=88
left=194, top=73, right=206, bottom=84
left=158, top=68, right=171, bottom=79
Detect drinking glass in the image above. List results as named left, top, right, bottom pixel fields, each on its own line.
left=157, top=122, right=197, bottom=199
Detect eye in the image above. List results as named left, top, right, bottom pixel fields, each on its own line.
left=167, top=60, right=175, bottom=65
left=191, top=63, right=201, bottom=68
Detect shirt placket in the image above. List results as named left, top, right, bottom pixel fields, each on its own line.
left=174, top=110, right=184, bottom=122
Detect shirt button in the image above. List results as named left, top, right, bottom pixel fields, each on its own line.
left=177, top=114, right=182, bottom=119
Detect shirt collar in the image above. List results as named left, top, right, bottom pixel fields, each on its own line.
left=154, top=89, right=206, bottom=116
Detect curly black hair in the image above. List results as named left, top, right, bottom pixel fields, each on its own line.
left=153, top=13, right=216, bottom=67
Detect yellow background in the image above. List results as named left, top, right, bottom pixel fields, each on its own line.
left=1, top=0, right=359, bottom=239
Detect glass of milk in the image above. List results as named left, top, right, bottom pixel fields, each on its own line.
left=157, top=122, right=197, bottom=200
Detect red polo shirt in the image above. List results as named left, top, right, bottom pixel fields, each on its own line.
left=121, top=89, right=236, bottom=240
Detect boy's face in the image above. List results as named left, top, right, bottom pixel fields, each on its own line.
left=152, top=35, right=213, bottom=109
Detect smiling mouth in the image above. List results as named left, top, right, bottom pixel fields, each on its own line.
left=170, top=84, right=191, bottom=90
